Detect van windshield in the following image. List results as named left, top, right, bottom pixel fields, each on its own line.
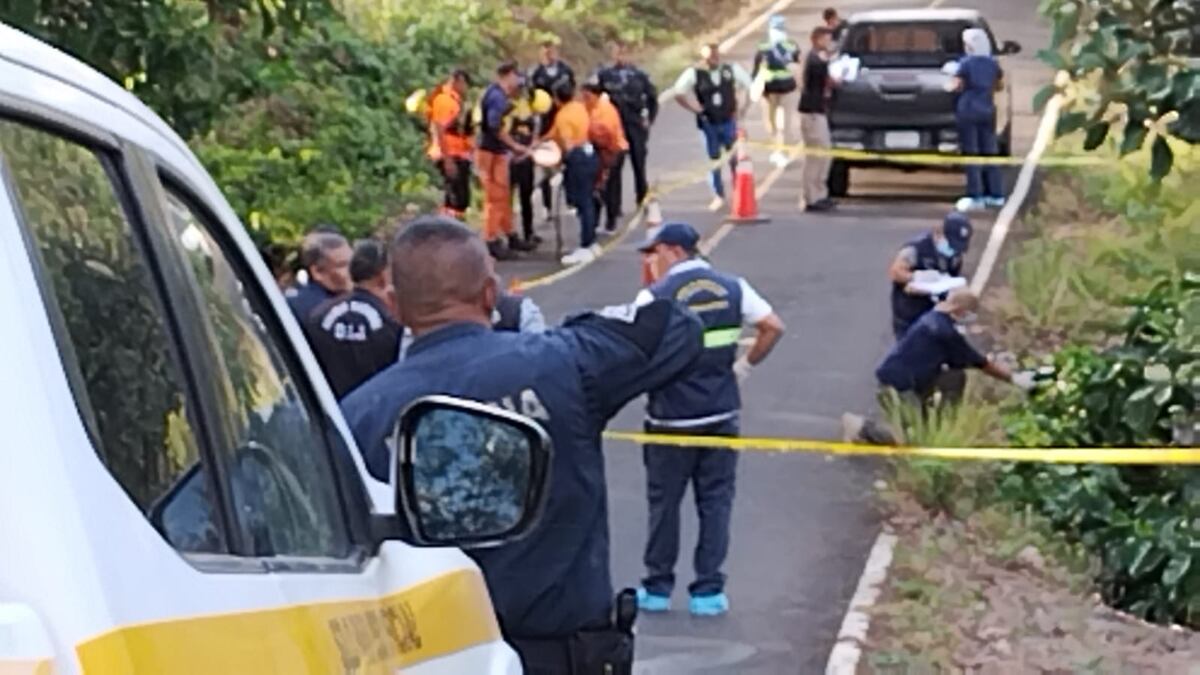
left=841, top=21, right=991, bottom=67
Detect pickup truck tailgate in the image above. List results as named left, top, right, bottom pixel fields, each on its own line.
left=830, top=68, right=957, bottom=129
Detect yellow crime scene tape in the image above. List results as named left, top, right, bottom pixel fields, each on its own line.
left=740, top=139, right=1106, bottom=167
left=512, top=131, right=1190, bottom=467
left=602, top=430, right=1200, bottom=465
left=510, top=136, right=1102, bottom=291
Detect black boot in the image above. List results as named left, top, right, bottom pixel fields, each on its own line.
left=488, top=239, right=517, bottom=261
left=508, top=234, right=537, bottom=252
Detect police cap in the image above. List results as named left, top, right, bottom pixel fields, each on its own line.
left=638, top=222, right=700, bottom=253
left=943, top=211, right=973, bottom=254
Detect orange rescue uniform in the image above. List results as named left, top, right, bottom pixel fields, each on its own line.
left=427, top=85, right=473, bottom=159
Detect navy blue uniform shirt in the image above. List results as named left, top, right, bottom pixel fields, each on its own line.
left=341, top=300, right=702, bottom=638
left=303, top=288, right=402, bottom=399
left=478, top=83, right=513, bottom=154
left=875, top=310, right=987, bottom=393
left=285, top=281, right=335, bottom=323
left=956, top=55, right=1000, bottom=123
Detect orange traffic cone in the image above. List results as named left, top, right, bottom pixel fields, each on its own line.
left=640, top=198, right=663, bottom=286
left=727, top=131, right=769, bottom=225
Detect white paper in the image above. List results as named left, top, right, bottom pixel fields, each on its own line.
left=829, top=55, right=860, bottom=82
left=909, top=272, right=967, bottom=297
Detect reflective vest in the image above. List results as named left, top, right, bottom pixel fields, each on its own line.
left=647, top=263, right=743, bottom=425
left=694, top=64, right=737, bottom=123
left=757, top=39, right=799, bottom=81
left=891, top=233, right=963, bottom=335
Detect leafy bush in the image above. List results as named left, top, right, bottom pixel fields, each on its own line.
left=3, top=0, right=735, bottom=249
left=1006, top=275, right=1199, bottom=447
left=998, top=275, right=1200, bottom=626
left=1038, top=0, right=1199, bottom=178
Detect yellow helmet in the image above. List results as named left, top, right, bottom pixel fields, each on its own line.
left=531, top=88, right=553, bottom=115
left=404, top=88, right=428, bottom=116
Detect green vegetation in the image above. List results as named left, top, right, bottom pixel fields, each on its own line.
left=1, top=0, right=737, bottom=248
left=1038, top=0, right=1199, bottom=179
left=885, top=135, right=1200, bottom=627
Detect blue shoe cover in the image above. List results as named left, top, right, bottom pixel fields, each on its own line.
left=689, top=592, right=729, bottom=616
left=637, top=587, right=671, bottom=612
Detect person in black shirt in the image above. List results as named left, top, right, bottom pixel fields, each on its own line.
left=597, top=40, right=659, bottom=210
left=304, top=239, right=402, bottom=399
left=798, top=27, right=838, bottom=212
left=822, top=7, right=848, bottom=44
left=529, top=40, right=576, bottom=219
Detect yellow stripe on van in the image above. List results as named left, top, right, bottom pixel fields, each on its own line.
left=0, top=659, right=53, bottom=675
left=76, top=568, right=498, bottom=674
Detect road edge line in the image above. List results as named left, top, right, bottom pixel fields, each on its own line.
left=824, top=531, right=898, bottom=674
left=970, top=94, right=1064, bottom=295
left=823, top=94, right=1065, bottom=674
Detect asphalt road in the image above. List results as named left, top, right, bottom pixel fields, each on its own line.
left=500, top=1, right=1051, bottom=671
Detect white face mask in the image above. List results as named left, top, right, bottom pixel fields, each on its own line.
left=935, top=237, right=956, bottom=258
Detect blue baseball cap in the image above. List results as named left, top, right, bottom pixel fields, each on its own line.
left=638, top=222, right=700, bottom=253
left=943, top=211, right=973, bottom=253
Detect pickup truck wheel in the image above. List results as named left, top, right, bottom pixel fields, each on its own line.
left=828, top=160, right=850, bottom=197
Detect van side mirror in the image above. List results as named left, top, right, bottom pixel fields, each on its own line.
left=394, top=395, right=551, bottom=549
left=1000, top=40, right=1022, bottom=55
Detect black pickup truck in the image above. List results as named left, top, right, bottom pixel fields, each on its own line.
left=826, top=8, right=1022, bottom=196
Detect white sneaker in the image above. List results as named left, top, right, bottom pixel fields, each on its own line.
left=708, top=196, right=726, bottom=212
left=769, top=150, right=788, bottom=168
left=955, top=196, right=986, bottom=212
left=561, top=246, right=597, bottom=266
left=589, top=243, right=603, bottom=257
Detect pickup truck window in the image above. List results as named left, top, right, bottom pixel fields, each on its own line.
left=0, top=118, right=224, bottom=554
left=843, top=21, right=991, bottom=67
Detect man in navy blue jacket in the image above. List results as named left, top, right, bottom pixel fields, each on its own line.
left=342, top=215, right=703, bottom=674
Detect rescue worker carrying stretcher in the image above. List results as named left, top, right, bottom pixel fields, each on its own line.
left=342, top=215, right=705, bottom=675
left=581, top=80, right=629, bottom=235
left=529, top=39, right=576, bottom=219
left=633, top=223, right=785, bottom=617
left=426, top=69, right=475, bottom=219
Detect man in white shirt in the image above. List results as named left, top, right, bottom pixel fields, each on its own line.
left=673, top=44, right=756, bottom=212
left=632, top=222, right=785, bottom=617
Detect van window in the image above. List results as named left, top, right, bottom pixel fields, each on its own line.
left=160, top=186, right=352, bottom=560
left=0, top=119, right=223, bottom=554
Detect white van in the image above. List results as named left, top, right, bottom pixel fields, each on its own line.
left=0, top=22, right=551, bottom=674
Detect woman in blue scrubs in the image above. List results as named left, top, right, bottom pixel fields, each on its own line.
left=951, top=28, right=1005, bottom=211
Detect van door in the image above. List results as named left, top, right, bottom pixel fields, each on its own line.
left=0, top=105, right=514, bottom=671
left=125, top=154, right=519, bottom=673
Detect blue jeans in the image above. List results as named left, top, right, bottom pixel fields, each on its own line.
left=700, top=117, right=738, bottom=198
left=642, top=419, right=739, bottom=597
left=957, top=119, right=1002, bottom=199
left=564, top=145, right=599, bottom=248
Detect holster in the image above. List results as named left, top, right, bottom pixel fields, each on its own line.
left=568, top=627, right=634, bottom=675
